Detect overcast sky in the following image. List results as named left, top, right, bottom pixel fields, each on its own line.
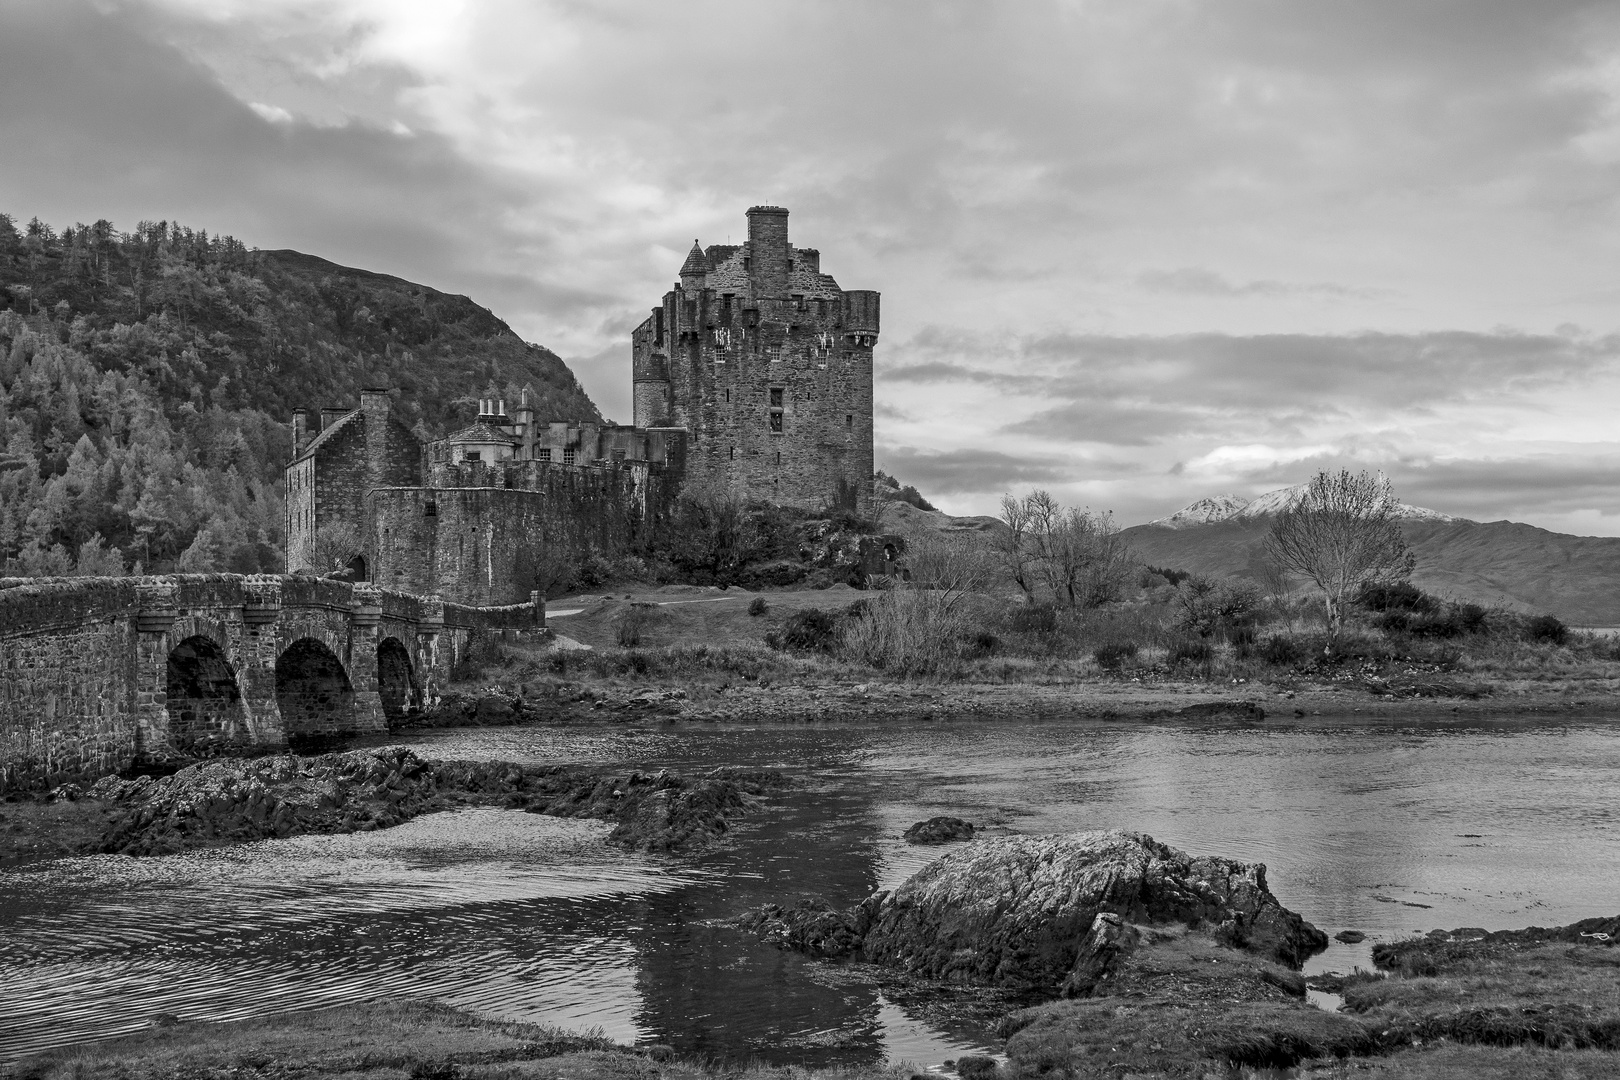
left=3, top=0, right=1618, bottom=532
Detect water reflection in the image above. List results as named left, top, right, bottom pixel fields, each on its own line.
left=3, top=714, right=1619, bottom=1067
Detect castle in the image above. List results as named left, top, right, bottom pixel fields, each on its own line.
left=284, top=206, right=879, bottom=605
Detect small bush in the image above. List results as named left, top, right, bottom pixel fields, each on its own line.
left=1259, top=634, right=1302, bottom=666
left=1093, top=640, right=1138, bottom=670
left=766, top=608, right=841, bottom=652
left=1006, top=602, right=1060, bottom=633
left=1169, top=638, right=1213, bottom=665
left=965, top=630, right=1000, bottom=658
left=1524, top=613, right=1569, bottom=645
left=1357, top=581, right=1436, bottom=613
left=612, top=603, right=662, bottom=647
left=747, top=596, right=769, bottom=616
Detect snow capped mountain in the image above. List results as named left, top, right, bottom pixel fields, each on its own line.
left=1149, top=485, right=1461, bottom=528
left=1149, top=494, right=1249, bottom=528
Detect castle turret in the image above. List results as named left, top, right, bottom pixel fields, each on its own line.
left=746, top=206, right=790, bottom=298
left=679, top=241, right=708, bottom=289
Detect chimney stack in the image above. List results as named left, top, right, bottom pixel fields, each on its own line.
left=292, top=409, right=309, bottom=457
left=319, top=407, right=348, bottom=431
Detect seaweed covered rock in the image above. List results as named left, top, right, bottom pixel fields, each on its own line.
left=860, top=831, right=1325, bottom=988
left=902, top=816, right=975, bottom=844
left=734, top=830, right=1326, bottom=995
left=85, top=749, right=782, bottom=857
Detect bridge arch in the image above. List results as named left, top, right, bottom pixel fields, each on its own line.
left=377, top=636, right=418, bottom=724
left=165, top=635, right=247, bottom=754
left=274, top=637, right=354, bottom=740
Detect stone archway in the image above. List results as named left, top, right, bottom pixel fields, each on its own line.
left=345, top=554, right=368, bottom=581
left=376, top=637, right=417, bottom=725
left=274, top=638, right=354, bottom=741
left=165, top=635, right=247, bottom=754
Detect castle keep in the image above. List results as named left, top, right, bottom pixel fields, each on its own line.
left=285, top=206, right=876, bottom=605
left=633, top=206, right=878, bottom=510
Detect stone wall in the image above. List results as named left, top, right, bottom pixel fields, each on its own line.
left=0, top=574, right=544, bottom=791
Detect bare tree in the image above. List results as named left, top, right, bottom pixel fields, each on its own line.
left=311, top=521, right=364, bottom=576
left=1263, top=470, right=1416, bottom=649
left=995, top=492, right=1039, bottom=599
left=1001, top=490, right=1134, bottom=608
left=904, top=530, right=994, bottom=612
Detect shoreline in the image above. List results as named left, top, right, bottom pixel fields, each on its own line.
left=415, top=676, right=1620, bottom=729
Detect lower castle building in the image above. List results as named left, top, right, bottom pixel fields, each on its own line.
left=284, top=206, right=876, bottom=606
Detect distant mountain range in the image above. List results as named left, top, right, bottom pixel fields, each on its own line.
left=1148, top=484, right=1460, bottom=528
left=1124, top=487, right=1620, bottom=625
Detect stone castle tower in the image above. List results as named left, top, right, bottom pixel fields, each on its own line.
left=631, top=206, right=878, bottom=510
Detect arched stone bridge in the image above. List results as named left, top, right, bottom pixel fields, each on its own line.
left=0, top=575, right=544, bottom=792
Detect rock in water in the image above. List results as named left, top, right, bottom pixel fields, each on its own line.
left=859, top=831, right=1325, bottom=989
left=902, top=816, right=975, bottom=844
left=734, top=829, right=1327, bottom=992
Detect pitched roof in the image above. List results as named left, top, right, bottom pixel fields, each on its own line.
left=294, top=408, right=360, bottom=462
left=679, top=241, right=709, bottom=276
left=446, top=422, right=521, bottom=446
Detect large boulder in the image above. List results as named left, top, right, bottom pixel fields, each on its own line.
left=735, top=829, right=1326, bottom=995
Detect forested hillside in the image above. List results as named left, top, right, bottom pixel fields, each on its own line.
left=0, top=213, right=601, bottom=577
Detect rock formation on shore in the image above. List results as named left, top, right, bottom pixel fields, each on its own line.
left=735, top=830, right=1327, bottom=994
left=71, top=747, right=782, bottom=857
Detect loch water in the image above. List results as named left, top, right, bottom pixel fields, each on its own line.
left=4, top=714, right=1620, bottom=1066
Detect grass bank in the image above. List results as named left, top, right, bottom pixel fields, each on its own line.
left=9, top=998, right=908, bottom=1080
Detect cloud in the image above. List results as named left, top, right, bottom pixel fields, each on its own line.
left=876, top=445, right=1071, bottom=495
left=248, top=101, right=293, bottom=123
left=1136, top=268, right=1385, bottom=299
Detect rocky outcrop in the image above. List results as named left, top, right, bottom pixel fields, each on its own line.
left=84, top=748, right=782, bottom=857
left=902, top=816, right=974, bottom=844
left=735, top=830, right=1326, bottom=995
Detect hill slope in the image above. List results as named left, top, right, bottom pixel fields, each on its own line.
left=1121, top=517, right=1620, bottom=625
left=0, top=213, right=602, bottom=576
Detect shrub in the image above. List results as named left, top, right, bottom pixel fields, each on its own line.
left=1357, top=581, right=1436, bottom=613
left=1524, top=613, right=1569, bottom=645
left=612, top=602, right=662, bottom=647
left=1093, top=640, right=1138, bottom=670
left=1006, top=602, right=1060, bottom=633
left=1259, top=634, right=1302, bottom=666
left=965, top=630, right=1000, bottom=658
left=747, top=596, right=769, bottom=616
left=1168, top=638, right=1213, bottom=666
left=1146, top=565, right=1191, bottom=587
left=841, top=589, right=968, bottom=677
left=766, top=608, right=841, bottom=652
left=1174, top=577, right=1263, bottom=639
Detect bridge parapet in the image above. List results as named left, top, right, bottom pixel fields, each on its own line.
left=1, top=574, right=547, bottom=792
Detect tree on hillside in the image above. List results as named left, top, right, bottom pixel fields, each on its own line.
left=1263, top=470, right=1416, bottom=651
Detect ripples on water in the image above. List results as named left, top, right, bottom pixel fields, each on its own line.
left=4, top=715, right=1619, bottom=1066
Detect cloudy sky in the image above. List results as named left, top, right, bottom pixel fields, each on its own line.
left=3, top=0, right=1618, bottom=532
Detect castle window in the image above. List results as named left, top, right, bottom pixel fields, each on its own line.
left=424, top=502, right=437, bottom=518
left=770, top=387, right=784, bottom=407
left=466, top=450, right=482, bottom=462
left=537, top=447, right=551, bottom=462
left=765, top=344, right=781, bottom=364
left=563, top=448, right=576, bottom=465
left=729, top=446, right=735, bottom=460
left=846, top=413, right=853, bottom=429
left=769, top=410, right=784, bottom=434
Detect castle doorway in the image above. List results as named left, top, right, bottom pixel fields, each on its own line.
left=345, top=554, right=368, bottom=581
left=165, top=636, right=247, bottom=754
left=274, top=638, right=354, bottom=744
left=377, top=637, right=417, bottom=725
